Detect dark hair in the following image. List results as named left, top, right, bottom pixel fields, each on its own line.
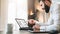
left=45, top=4, right=50, bottom=13
left=39, top=0, right=51, bottom=3
left=44, top=0, right=51, bottom=13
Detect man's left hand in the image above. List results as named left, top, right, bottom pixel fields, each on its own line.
left=33, top=25, right=40, bottom=30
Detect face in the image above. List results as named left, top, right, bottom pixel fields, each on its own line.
left=36, top=0, right=51, bottom=12
left=39, top=0, right=51, bottom=13
left=39, top=0, right=45, bottom=12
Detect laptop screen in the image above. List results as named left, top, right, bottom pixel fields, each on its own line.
left=16, top=18, right=28, bottom=28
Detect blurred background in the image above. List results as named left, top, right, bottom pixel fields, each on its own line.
left=0, top=0, right=60, bottom=34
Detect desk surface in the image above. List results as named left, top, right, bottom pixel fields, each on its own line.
left=0, top=30, right=60, bottom=34
left=12, top=30, right=48, bottom=34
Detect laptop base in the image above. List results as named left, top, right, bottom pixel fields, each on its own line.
left=19, top=27, right=33, bottom=30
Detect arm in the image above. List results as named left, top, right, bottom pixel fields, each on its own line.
left=40, top=17, right=59, bottom=31
left=35, top=17, right=53, bottom=26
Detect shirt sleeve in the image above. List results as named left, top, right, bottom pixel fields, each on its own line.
left=40, top=18, right=54, bottom=31
left=35, top=16, right=53, bottom=26
left=40, top=18, right=58, bottom=31
left=40, top=24, right=57, bottom=31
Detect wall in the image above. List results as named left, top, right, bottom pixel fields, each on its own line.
left=7, top=0, right=28, bottom=31
left=0, top=0, right=1, bottom=23
left=14, top=0, right=28, bottom=30
left=28, top=0, right=35, bottom=12
left=0, top=0, right=8, bottom=32
left=16, top=0, right=28, bottom=21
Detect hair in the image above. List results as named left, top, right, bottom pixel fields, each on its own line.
left=38, top=0, right=51, bottom=3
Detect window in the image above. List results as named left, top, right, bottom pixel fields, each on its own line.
left=8, top=0, right=28, bottom=30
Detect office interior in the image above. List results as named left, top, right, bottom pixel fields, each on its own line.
left=0, top=0, right=60, bottom=34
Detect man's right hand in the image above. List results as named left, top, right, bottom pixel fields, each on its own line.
left=28, top=19, right=35, bottom=25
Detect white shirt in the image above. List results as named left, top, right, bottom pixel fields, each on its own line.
left=36, top=2, right=60, bottom=31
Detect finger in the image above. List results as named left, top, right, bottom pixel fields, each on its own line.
left=32, top=26, right=35, bottom=29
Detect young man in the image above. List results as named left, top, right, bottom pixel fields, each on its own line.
left=28, top=0, right=60, bottom=34
left=28, top=0, right=51, bottom=26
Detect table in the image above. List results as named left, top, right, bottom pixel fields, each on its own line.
left=12, top=30, right=48, bottom=34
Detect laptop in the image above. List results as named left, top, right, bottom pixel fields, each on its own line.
left=15, top=18, right=49, bottom=33
left=15, top=18, right=33, bottom=30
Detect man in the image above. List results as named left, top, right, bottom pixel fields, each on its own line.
left=28, top=0, right=60, bottom=34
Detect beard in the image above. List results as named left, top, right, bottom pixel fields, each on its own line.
left=45, top=4, right=50, bottom=13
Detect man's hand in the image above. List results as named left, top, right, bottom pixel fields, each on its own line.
left=33, top=25, right=40, bottom=32
left=33, top=25, right=40, bottom=30
left=28, top=19, right=35, bottom=25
